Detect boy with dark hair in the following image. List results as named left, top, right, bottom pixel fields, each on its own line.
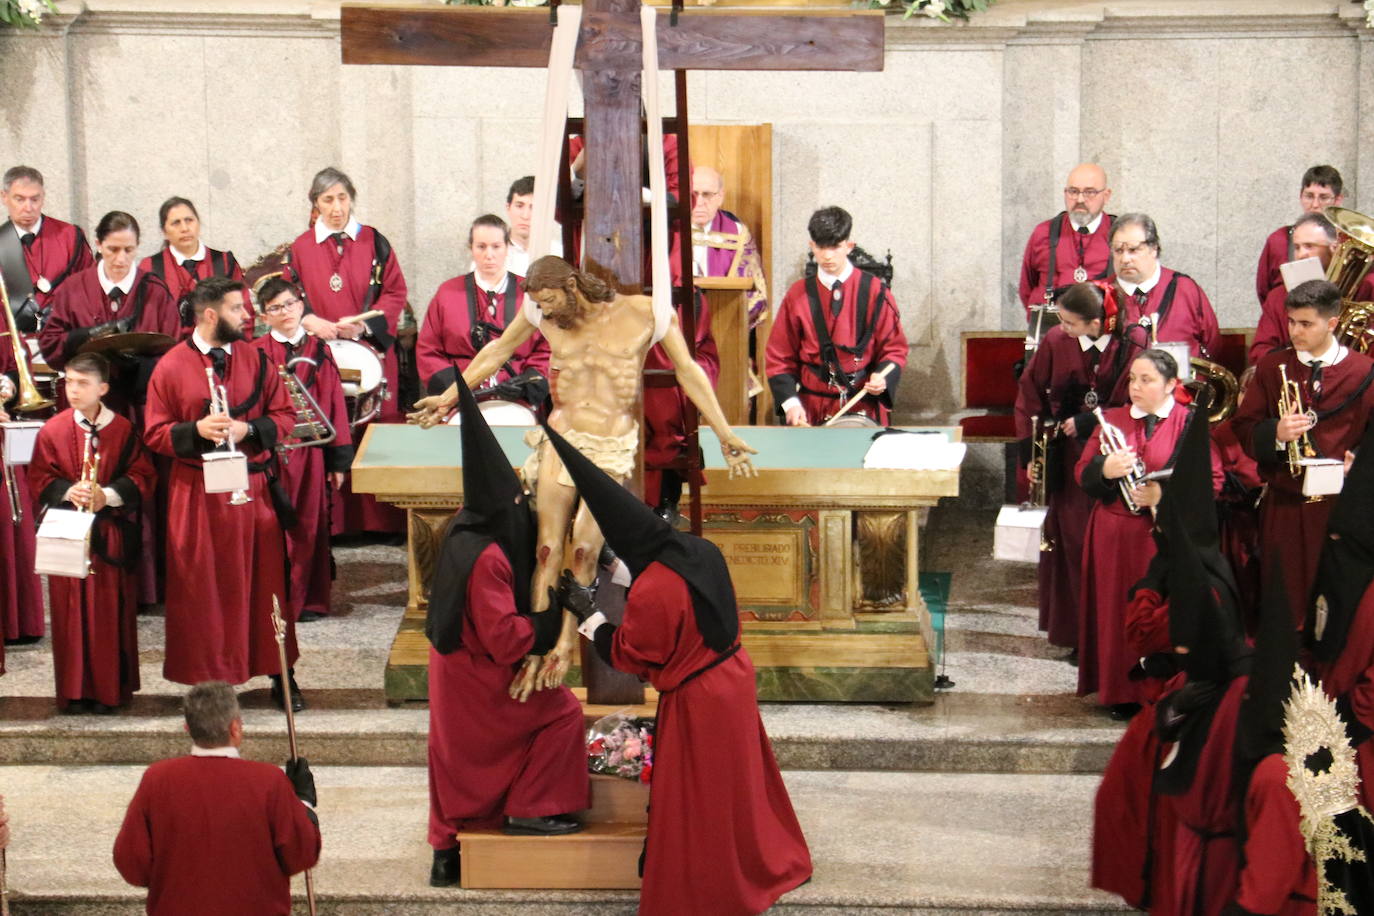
left=1255, top=164, right=1346, bottom=305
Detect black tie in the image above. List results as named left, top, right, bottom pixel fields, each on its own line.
left=1134, top=289, right=1149, bottom=310
left=209, top=347, right=228, bottom=380
left=108, top=288, right=125, bottom=309
left=1144, top=414, right=1160, bottom=439
left=1077, top=226, right=1090, bottom=237
left=829, top=282, right=842, bottom=318
left=81, top=418, right=100, bottom=448
left=1087, top=347, right=1101, bottom=369
left=181, top=258, right=200, bottom=278
left=332, top=232, right=348, bottom=253
left=20, top=232, right=35, bottom=248
left=1309, top=359, right=1324, bottom=397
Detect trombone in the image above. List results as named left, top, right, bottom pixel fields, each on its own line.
left=1277, top=363, right=1317, bottom=477
left=206, top=367, right=252, bottom=506
left=0, top=270, right=55, bottom=415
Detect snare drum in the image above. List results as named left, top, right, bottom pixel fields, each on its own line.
left=826, top=413, right=879, bottom=429
left=446, top=399, right=538, bottom=427
left=326, top=339, right=387, bottom=426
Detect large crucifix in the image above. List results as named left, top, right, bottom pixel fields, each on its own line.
left=341, top=0, right=883, bottom=704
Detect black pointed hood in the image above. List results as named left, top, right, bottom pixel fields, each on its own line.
left=1235, top=559, right=1299, bottom=777
left=541, top=422, right=739, bottom=652
left=1308, top=417, right=1374, bottom=663
left=425, top=373, right=535, bottom=654
left=1160, top=404, right=1221, bottom=554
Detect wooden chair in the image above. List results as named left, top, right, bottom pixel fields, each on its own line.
left=957, top=331, right=1024, bottom=442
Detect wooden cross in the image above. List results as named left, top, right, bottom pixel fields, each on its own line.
left=340, top=0, right=883, bottom=290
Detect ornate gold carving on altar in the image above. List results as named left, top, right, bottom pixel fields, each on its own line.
left=854, top=510, right=908, bottom=611
left=407, top=509, right=453, bottom=610
left=818, top=510, right=854, bottom=624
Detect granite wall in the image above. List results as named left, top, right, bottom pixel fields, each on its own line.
left=2, top=0, right=1371, bottom=456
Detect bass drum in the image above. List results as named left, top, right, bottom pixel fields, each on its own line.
left=826, top=413, right=879, bottom=429
left=446, top=398, right=538, bottom=427
left=325, top=339, right=386, bottom=426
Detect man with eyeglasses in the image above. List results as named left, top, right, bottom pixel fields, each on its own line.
left=253, top=277, right=353, bottom=626
left=1110, top=212, right=1220, bottom=358
left=1018, top=163, right=1115, bottom=317
left=1255, top=165, right=1345, bottom=306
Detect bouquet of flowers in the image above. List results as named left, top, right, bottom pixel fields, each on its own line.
left=869, top=0, right=996, bottom=22
left=587, top=711, right=655, bottom=784
left=1, top=0, right=57, bottom=28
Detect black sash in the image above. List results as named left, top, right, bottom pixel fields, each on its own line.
left=465, top=273, right=521, bottom=381
left=803, top=271, right=884, bottom=395
left=1043, top=212, right=1114, bottom=305
left=1314, top=363, right=1374, bottom=423
left=188, top=338, right=270, bottom=417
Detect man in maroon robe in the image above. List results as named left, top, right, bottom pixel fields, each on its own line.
left=113, top=681, right=320, bottom=916
left=1233, top=279, right=1374, bottom=622
left=1015, top=281, right=1137, bottom=652
left=1254, top=165, right=1345, bottom=307
left=0, top=165, right=93, bottom=333
left=544, top=423, right=812, bottom=916
left=425, top=375, right=586, bottom=886
left=766, top=206, right=907, bottom=427
left=253, top=277, right=353, bottom=622
left=143, top=277, right=300, bottom=706
left=1018, top=163, right=1115, bottom=319
left=644, top=290, right=719, bottom=515
left=417, top=214, right=550, bottom=403
left=1110, top=213, right=1220, bottom=359
left=0, top=343, right=43, bottom=649
left=29, top=353, right=155, bottom=711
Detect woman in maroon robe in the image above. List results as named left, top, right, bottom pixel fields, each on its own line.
left=252, top=278, right=353, bottom=622
left=29, top=353, right=155, bottom=711
left=1015, top=281, right=1137, bottom=651
left=138, top=196, right=251, bottom=339
left=1075, top=350, right=1223, bottom=714
left=283, top=167, right=407, bottom=535
left=544, top=423, right=812, bottom=916
left=0, top=343, right=43, bottom=647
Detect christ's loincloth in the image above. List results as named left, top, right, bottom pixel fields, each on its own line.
left=522, top=426, right=638, bottom=488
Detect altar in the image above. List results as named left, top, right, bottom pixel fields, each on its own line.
left=351, top=424, right=962, bottom=704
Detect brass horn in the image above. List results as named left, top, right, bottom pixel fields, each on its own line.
left=1186, top=357, right=1239, bottom=425
left=1324, top=206, right=1374, bottom=353
left=0, top=271, right=55, bottom=414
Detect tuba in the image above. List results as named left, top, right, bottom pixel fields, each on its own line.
left=0, top=271, right=55, bottom=415
left=1324, top=206, right=1374, bottom=353
left=1186, top=357, right=1239, bottom=425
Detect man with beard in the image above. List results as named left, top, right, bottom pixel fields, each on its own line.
left=410, top=255, right=756, bottom=701
left=143, top=278, right=300, bottom=708
left=1018, top=163, right=1116, bottom=318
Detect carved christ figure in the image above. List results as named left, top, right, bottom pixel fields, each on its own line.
left=411, top=256, right=757, bottom=699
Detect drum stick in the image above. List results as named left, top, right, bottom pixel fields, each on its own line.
left=2, top=848, right=9, bottom=916
left=337, top=309, right=383, bottom=326
left=271, top=597, right=317, bottom=916
left=824, top=364, right=896, bottom=428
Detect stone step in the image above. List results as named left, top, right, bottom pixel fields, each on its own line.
left=1, top=764, right=1130, bottom=915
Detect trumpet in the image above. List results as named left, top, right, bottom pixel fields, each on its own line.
left=206, top=367, right=252, bottom=506
left=1092, top=406, right=1151, bottom=517
left=1277, top=363, right=1317, bottom=477
left=77, top=433, right=100, bottom=514
left=277, top=358, right=336, bottom=458
left=1025, top=415, right=1057, bottom=551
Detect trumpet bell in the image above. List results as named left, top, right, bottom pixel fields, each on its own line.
left=1185, top=357, right=1240, bottom=425
left=1325, top=206, right=1374, bottom=300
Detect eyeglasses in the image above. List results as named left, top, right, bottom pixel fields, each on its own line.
left=1064, top=188, right=1105, bottom=200
left=1300, top=190, right=1337, bottom=206
left=263, top=298, right=302, bottom=314
left=691, top=190, right=722, bottom=202
left=1111, top=242, right=1154, bottom=257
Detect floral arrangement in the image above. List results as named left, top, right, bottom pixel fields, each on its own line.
left=870, top=0, right=996, bottom=21
left=588, top=712, right=655, bottom=784
left=1, top=0, right=56, bottom=28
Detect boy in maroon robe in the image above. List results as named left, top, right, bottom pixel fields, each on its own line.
left=1015, top=281, right=1137, bottom=652
left=1232, top=279, right=1374, bottom=622
left=543, top=423, right=812, bottom=916
left=113, top=681, right=320, bottom=916
left=253, top=277, right=353, bottom=622
left=416, top=214, right=550, bottom=403
left=1254, top=165, right=1344, bottom=307
left=29, top=353, right=155, bottom=712
left=424, top=374, right=586, bottom=887
left=143, top=278, right=301, bottom=707
left=0, top=343, right=43, bottom=647
left=1110, top=213, right=1220, bottom=359
left=1018, top=163, right=1115, bottom=317
left=766, top=206, right=907, bottom=427
left=0, top=165, right=94, bottom=332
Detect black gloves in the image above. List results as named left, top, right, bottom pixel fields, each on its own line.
left=89, top=316, right=134, bottom=339
left=285, top=756, right=316, bottom=807
left=557, top=569, right=598, bottom=623
left=525, top=588, right=564, bottom=655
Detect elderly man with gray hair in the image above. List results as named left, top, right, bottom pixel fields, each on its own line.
left=113, top=682, right=320, bottom=915
left=1110, top=212, right=1220, bottom=359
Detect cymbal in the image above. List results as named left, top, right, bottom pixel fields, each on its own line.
left=78, top=332, right=176, bottom=357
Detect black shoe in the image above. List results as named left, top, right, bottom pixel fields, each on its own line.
left=1067, top=649, right=1079, bottom=667
left=91, top=702, right=117, bottom=715
left=430, top=847, right=461, bottom=887
left=297, top=610, right=325, bottom=623
left=4, top=634, right=42, bottom=646
left=503, top=815, right=584, bottom=836
left=270, top=672, right=306, bottom=712
left=1109, top=702, right=1141, bottom=721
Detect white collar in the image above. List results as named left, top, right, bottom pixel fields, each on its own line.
left=191, top=328, right=231, bottom=358
left=509, top=237, right=528, bottom=254
left=1119, top=264, right=1163, bottom=296
left=474, top=271, right=510, bottom=295
left=315, top=218, right=361, bottom=245
left=171, top=242, right=207, bottom=265
left=1130, top=396, right=1176, bottom=420
left=270, top=326, right=308, bottom=346
left=97, top=261, right=137, bottom=296
left=1297, top=338, right=1345, bottom=367
left=190, top=745, right=241, bottom=758
left=11, top=215, right=41, bottom=238
left=1068, top=212, right=1104, bottom=235
left=73, top=404, right=115, bottom=432
left=818, top=260, right=854, bottom=290
left=1079, top=334, right=1110, bottom=353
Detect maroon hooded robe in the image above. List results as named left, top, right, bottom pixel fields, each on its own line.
left=139, top=245, right=252, bottom=339
left=609, top=561, right=812, bottom=916
left=1232, top=347, right=1374, bottom=621
left=1018, top=212, right=1115, bottom=315
left=427, top=543, right=588, bottom=847
left=252, top=332, right=353, bottom=620
left=283, top=223, right=407, bottom=534
left=0, top=340, right=43, bottom=646
left=29, top=407, right=155, bottom=708
left=143, top=338, right=297, bottom=684
left=415, top=272, right=549, bottom=397
left=643, top=294, right=720, bottom=507
left=1116, top=268, right=1221, bottom=359
left=1255, top=226, right=1292, bottom=306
